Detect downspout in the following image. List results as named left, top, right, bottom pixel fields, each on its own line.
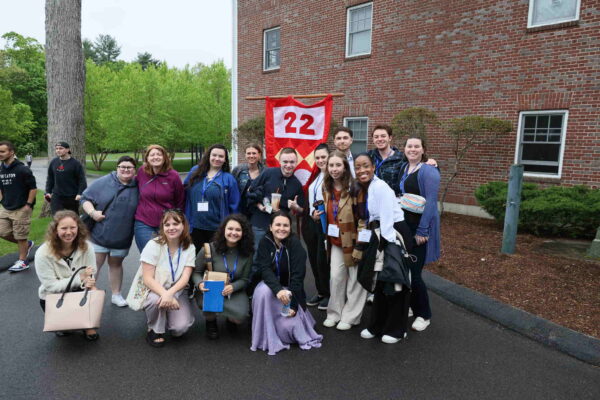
left=231, top=0, right=239, bottom=167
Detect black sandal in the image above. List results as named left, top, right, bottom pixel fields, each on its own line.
left=82, top=330, right=99, bottom=341
left=146, top=330, right=165, bottom=347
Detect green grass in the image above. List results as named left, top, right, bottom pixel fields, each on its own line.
left=86, top=158, right=194, bottom=175
left=0, top=191, right=51, bottom=257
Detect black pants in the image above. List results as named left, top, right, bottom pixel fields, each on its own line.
left=50, top=195, right=80, bottom=215
left=301, top=216, right=330, bottom=297
left=40, top=299, right=46, bottom=311
left=191, top=229, right=216, bottom=255
left=406, top=221, right=432, bottom=320
left=368, top=281, right=411, bottom=339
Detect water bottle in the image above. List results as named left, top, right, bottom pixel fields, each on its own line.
left=281, top=291, right=292, bottom=317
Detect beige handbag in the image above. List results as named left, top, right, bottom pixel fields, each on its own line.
left=43, top=266, right=106, bottom=332
left=202, top=243, right=229, bottom=284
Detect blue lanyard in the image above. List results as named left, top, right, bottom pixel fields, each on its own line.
left=312, top=174, right=323, bottom=202
left=201, top=171, right=221, bottom=201
left=167, top=246, right=182, bottom=282
left=365, top=197, right=369, bottom=221
left=375, top=158, right=384, bottom=176
left=332, top=193, right=340, bottom=220
left=222, top=254, right=238, bottom=281
left=274, top=246, right=285, bottom=278
left=399, top=163, right=421, bottom=194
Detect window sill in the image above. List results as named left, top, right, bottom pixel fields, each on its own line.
left=262, top=68, right=280, bottom=75
left=523, top=174, right=562, bottom=183
left=527, top=20, right=579, bottom=33
left=344, top=53, right=371, bottom=62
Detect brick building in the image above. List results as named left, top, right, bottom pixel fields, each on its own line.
left=234, top=0, right=599, bottom=214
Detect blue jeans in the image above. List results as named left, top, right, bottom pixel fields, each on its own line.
left=134, top=220, right=159, bottom=253
left=252, top=226, right=267, bottom=252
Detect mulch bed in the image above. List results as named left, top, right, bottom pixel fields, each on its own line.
left=427, top=213, right=600, bottom=338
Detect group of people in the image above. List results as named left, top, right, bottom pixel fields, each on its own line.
left=0, top=123, right=441, bottom=355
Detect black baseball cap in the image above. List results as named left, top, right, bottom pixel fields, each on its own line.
left=55, top=141, right=70, bottom=148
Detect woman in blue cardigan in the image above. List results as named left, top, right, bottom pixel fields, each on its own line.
left=397, top=136, right=441, bottom=332
left=184, top=144, right=240, bottom=252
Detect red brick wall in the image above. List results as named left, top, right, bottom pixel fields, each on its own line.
left=237, top=0, right=600, bottom=205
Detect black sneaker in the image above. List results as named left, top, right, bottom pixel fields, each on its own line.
left=317, top=297, right=329, bottom=310
left=307, top=294, right=324, bottom=307
left=206, top=320, right=219, bottom=340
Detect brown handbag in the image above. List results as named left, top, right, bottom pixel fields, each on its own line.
left=202, top=243, right=229, bottom=284
left=43, top=266, right=106, bottom=332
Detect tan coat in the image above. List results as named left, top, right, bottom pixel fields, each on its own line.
left=323, top=189, right=358, bottom=266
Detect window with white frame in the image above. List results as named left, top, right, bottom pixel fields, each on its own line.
left=263, top=27, right=280, bottom=70
left=528, top=0, right=581, bottom=28
left=346, top=3, right=372, bottom=57
left=344, top=117, right=369, bottom=154
left=516, top=111, right=568, bottom=176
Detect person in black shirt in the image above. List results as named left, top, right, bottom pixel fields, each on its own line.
left=0, top=141, right=37, bottom=272
left=45, top=142, right=87, bottom=215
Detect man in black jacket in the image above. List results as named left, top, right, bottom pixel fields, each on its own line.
left=45, top=142, right=87, bottom=215
left=0, top=141, right=37, bottom=272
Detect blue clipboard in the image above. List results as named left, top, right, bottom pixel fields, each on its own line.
left=202, top=280, right=225, bottom=312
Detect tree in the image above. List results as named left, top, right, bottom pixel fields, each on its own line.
left=0, top=86, right=35, bottom=146
left=92, top=34, right=121, bottom=65
left=440, top=116, right=513, bottom=215
left=134, top=52, right=160, bottom=70
left=234, top=116, right=265, bottom=148
left=391, top=107, right=438, bottom=140
left=45, top=0, right=86, bottom=163
left=82, top=38, right=96, bottom=61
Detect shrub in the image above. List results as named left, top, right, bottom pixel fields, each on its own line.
left=475, top=182, right=600, bottom=239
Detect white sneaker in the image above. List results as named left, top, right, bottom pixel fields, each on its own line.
left=408, top=308, right=413, bottom=317
left=111, top=294, right=128, bottom=307
left=412, top=317, right=430, bottom=331
left=366, top=293, right=374, bottom=304
left=336, top=322, right=352, bottom=331
left=323, top=319, right=337, bottom=328
left=360, top=329, right=375, bottom=339
left=381, top=332, right=407, bottom=344
left=8, top=259, right=29, bottom=272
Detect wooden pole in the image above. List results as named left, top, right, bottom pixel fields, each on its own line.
left=245, top=93, right=344, bottom=100
left=501, top=164, right=524, bottom=254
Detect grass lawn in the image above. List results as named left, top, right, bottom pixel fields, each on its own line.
left=86, top=158, right=194, bottom=175
left=0, top=191, right=51, bottom=257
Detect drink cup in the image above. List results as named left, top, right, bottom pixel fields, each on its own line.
left=271, top=193, right=282, bottom=211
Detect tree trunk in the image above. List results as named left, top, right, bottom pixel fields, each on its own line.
left=45, top=0, right=85, bottom=166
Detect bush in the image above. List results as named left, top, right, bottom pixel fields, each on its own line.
left=475, top=182, right=600, bottom=239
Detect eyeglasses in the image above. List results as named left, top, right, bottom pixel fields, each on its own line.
left=117, top=166, right=135, bottom=171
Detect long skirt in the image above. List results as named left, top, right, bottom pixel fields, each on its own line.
left=250, top=282, right=323, bottom=355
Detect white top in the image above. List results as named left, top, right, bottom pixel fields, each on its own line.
left=35, top=241, right=97, bottom=300
left=140, top=239, right=196, bottom=289
left=308, top=172, right=325, bottom=215
left=367, top=176, right=405, bottom=243
left=346, top=152, right=356, bottom=178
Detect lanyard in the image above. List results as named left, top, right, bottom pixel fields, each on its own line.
left=332, top=192, right=340, bottom=220
left=399, top=163, right=421, bottom=194
left=201, top=171, right=221, bottom=201
left=274, top=246, right=285, bottom=279
left=167, top=246, right=182, bottom=282
left=312, top=174, right=323, bottom=202
left=375, top=149, right=393, bottom=176
left=365, top=197, right=369, bottom=221
left=222, top=254, right=238, bottom=281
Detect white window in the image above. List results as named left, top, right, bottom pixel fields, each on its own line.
left=344, top=117, right=369, bottom=154
left=515, top=110, right=568, bottom=177
left=346, top=3, right=372, bottom=57
left=528, top=0, right=581, bottom=28
left=263, top=27, right=280, bottom=71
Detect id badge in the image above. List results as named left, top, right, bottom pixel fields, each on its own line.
left=358, top=229, right=372, bottom=242
left=197, top=202, right=209, bottom=212
left=327, top=224, right=340, bottom=238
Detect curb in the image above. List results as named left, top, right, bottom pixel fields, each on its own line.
left=423, top=270, right=600, bottom=366
left=0, top=245, right=39, bottom=272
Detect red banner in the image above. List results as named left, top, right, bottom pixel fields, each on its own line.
left=265, top=95, right=332, bottom=187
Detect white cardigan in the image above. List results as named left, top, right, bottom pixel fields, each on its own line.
left=34, top=241, right=96, bottom=300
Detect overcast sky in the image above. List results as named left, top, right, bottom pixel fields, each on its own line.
left=0, top=0, right=233, bottom=68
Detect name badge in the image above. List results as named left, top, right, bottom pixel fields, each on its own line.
left=327, top=224, right=340, bottom=238
left=197, top=202, right=209, bottom=212
left=358, top=229, right=372, bottom=242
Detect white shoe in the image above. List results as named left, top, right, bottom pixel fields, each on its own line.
left=336, top=322, right=352, bottom=331
left=381, top=332, right=407, bottom=344
left=366, top=293, right=374, bottom=304
left=323, top=319, right=337, bottom=328
left=360, top=329, right=375, bottom=339
left=408, top=308, right=413, bottom=317
left=111, top=294, right=128, bottom=307
left=412, top=317, right=430, bottom=331
left=8, top=259, right=29, bottom=272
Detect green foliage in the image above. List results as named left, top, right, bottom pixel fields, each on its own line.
left=475, top=182, right=600, bottom=239
left=235, top=116, right=265, bottom=147
left=0, top=86, right=35, bottom=146
left=391, top=107, right=438, bottom=139
left=0, top=191, right=50, bottom=256
left=91, top=34, right=121, bottom=65
left=134, top=52, right=161, bottom=70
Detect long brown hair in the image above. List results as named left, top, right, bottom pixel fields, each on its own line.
left=45, top=210, right=89, bottom=259
left=155, top=209, right=193, bottom=250
left=187, top=144, right=230, bottom=186
left=403, top=136, right=429, bottom=162
left=324, top=150, right=353, bottom=194
left=142, top=144, right=173, bottom=176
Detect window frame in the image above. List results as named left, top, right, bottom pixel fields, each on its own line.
left=343, top=116, right=369, bottom=154
left=263, top=26, right=281, bottom=71
left=513, top=110, right=569, bottom=178
left=527, top=0, right=581, bottom=29
left=345, top=2, right=373, bottom=58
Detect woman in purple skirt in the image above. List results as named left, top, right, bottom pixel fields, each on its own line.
left=250, top=211, right=323, bottom=355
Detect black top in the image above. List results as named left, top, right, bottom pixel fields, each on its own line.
left=45, top=157, right=87, bottom=197
left=248, top=167, right=306, bottom=230
left=0, top=160, right=36, bottom=210
left=252, top=232, right=307, bottom=311
left=400, top=165, right=421, bottom=225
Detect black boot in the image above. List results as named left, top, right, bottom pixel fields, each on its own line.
left=206, top=320, right=219, bottom=340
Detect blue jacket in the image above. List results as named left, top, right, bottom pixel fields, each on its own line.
left=184, top=166, right=240, bottom=231
left=412, top=164, right=441, bottom=265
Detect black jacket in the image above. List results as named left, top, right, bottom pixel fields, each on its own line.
left=253, top=232, right=307, bottom=311
left=45, top=157, right=87, bottom=197
left=0, top=160, right=36, bottom=210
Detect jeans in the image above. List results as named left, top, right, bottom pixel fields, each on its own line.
left=252, top=226, right=267, bottom=252
left=134, top=220, right=159, bottom=253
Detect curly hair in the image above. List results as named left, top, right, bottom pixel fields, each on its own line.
left=188, top=144, right=231, bottom=186
left=142, top=144, right=173, bottom=176
left=155, top=209, right=193, bottom=250
left=45, top=210, right=89, bottom=259
left=212, top=214, right=254, bottom=258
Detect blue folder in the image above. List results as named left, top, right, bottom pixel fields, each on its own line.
left=202, top=280, right=225, bottom=312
